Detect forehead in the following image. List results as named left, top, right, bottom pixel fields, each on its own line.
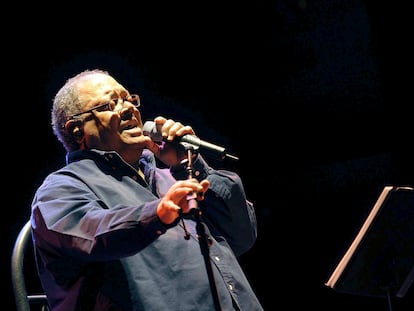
left=77, top=73, right=125, bottom=103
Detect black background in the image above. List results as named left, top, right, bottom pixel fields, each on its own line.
left=4, top=1, right=414, bottom=310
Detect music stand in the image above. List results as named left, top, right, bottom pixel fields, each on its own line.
left=325, top=185, right=414, bottom=301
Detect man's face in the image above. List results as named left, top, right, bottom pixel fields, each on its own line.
left=72, top=73, right=152, bottom=164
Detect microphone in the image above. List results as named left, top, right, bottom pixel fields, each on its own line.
left=142, top=121, right=239, bottom=161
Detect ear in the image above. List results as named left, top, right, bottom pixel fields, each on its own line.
left=65, top=119, right=84, bottom=141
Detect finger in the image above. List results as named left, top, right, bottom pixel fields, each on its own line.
left=154, top=116, right=167, bottom=124
left=165, top=121, right=183, bottom=141
left=200, top=179, right=210, bottom=190
left=175, top=125, right=195, bottom=137
left=160, top=119, right=175, bottom=139
left=169, top=186, right=199, bottom=201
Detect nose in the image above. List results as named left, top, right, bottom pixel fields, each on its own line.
left=119, top=106, right=134, bottom=121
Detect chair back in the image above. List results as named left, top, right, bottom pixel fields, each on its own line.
left=11, top=220, right=49, bottom=311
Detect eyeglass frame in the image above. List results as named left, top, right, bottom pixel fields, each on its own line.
left=67, top=94, right=141, bottom=121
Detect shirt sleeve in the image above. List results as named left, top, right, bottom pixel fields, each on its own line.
left=170, top=155, right=258, bottom=257
left=31, top=171, right=168, bottom=261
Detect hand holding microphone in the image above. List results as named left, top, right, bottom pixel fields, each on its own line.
left=142, top=119, right=239, bottom=161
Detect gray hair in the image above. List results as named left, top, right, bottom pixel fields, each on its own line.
left=51, top=69, right=109, bottom=152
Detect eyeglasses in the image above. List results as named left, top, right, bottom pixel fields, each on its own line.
left=68, top=94, right=140, bottom=120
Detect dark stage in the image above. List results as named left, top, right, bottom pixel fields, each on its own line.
left=4, top=1, right=414, bottom=310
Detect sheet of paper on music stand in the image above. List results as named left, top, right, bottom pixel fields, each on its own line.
left=325, top=186, right=414, bottom=298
